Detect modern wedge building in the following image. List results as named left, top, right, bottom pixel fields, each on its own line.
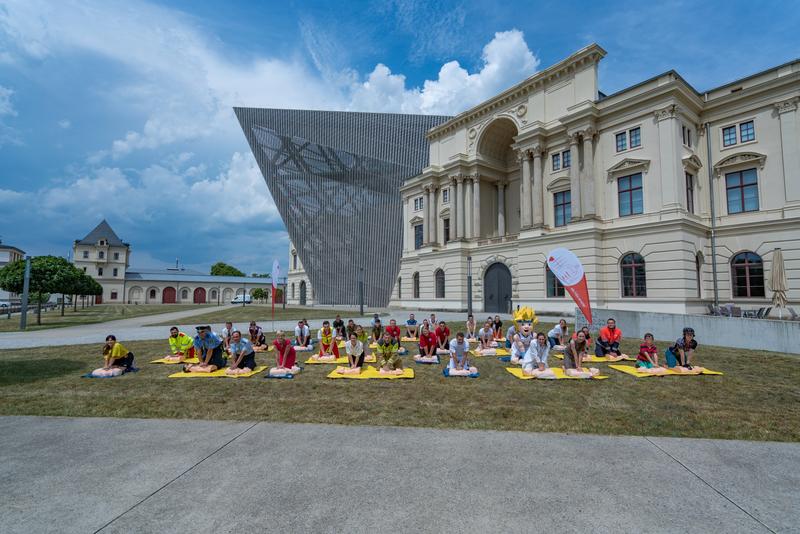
left=393, top=44, right=800, bottom=314
left=235, top=108, right=450, bottom=307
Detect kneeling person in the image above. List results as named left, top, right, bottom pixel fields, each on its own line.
left=376, top=331, right=403, bottom=375
left=316, top=320, right=340, bottom=359
left=270, top=330, right=300, bottom=376
left=185, top=326, right=226, bottom=372
left=447, top=332, right=476, bottom=376
left=91, top=335, right=135, bottom=377
left=166, top=326, right=195, bottom=362
left=522, top=332, right=554, bottom=378
left=226, top=330, right=257, bottom=375
left=337, top=332, right=365, bottom=375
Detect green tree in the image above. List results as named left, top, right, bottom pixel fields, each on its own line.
left=0, top=256, right=79, bottom=325
left=251, top=287, right=266, bottom=303
left=210, top=262, right=245, bottom=277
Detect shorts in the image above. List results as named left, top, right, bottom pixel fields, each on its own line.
left=235, top=352, right=257, bottom=370
left=636, top=360, right=653, bottom=369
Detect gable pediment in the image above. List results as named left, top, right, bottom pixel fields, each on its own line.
left=682, top=154, right=703, bottom=171
left=439, top=207, right=451, bottom=218
left=546, top=176, right=571, bottom=192
left=713, top=152, right=766, bottom=176
left=606, top=158, right=650, bottom=180
left=409, top=215, right=424, bottom=225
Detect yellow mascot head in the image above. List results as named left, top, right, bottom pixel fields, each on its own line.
left=513, top=306, right=538, bottom=331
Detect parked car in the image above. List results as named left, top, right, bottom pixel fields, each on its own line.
left=231, top=294, right=252, bottom=304
left=0, top=301, right=11, bottom=309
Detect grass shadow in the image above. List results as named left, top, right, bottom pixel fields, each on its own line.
left=0, top=359, right=85, bottom=386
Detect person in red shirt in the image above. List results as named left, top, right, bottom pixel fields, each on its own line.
left=272, top=330, right=297, bottom=369
left=417, top=325, right=437, bottom=359
left=385, top=319, right=401, bottom=342
left=435, top=321, right=451, bottom=350
left=595, top=318, right=623, bottom=357
left=637, top=332, right=659, bottom=368
left=318, top=320, right=340, bottom=357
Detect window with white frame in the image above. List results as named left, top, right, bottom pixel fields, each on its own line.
left=554, top=191, right=571, bottom=227
left=685, top=172, right=695, bottom=214
left=725, top=168, right=759, bottom=214
left=722, top=120, right=755, bottom=147
left=413, top=196, right=424, bottom=211
left=442, top=188, right=450, bottom=204
left=113, top=268, right=118, bottom=277
left=618, top=173, right=644, bottom=216
left=616, top=127, right=641, bottom=152
left=562, top=150, right=571, bottom=168
left=552, top=153, right=561, bottom=171
left=682, top=124, right=692, bottom=147
left=414, top=224, right=424, bottom=249
left=82, top=251, right=89, bottom=259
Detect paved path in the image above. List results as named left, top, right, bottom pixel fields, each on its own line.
left=1, top=416, right=796, bottom=533
left=0, top=308, right=552, bottom=349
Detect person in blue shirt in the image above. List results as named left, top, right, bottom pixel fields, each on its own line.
left=184, top=325, right=226, bottom=373
left=226, top=330, right=257, bottom=375
left=404, top=313, right=419, bottom=338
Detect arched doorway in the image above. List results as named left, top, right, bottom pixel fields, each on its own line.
left=128, top=286, right=143, bottom=304
left=193, top=287, right=206, bottom=303
left=222, top=288, right=234, bottom=303
left=163, top=286, right=176, bottom=304
left=484, top=263, right=512, bottom=313
left=300, top=281, right=307, bottom=306
left=476, top=117, right=520, bottom=237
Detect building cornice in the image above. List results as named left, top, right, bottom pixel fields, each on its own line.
left=426, top=43, right=607, bottom=140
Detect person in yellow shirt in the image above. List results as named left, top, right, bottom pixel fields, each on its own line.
left=166, top=327, right=195, bottom=362
left=102, top=335, right=135, bottom=371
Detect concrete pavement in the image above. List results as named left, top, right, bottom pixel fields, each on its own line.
left=1, top=416, right=796, bottom=533
left=0, top=307, right=552, bottom=349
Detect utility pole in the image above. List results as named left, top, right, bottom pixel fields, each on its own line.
left=467, top=256, right=473, bottom=315
left=19, top=256, right=31, bottom=330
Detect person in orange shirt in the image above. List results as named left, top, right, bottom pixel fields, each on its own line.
left=595, top=318, right=623, bottom=357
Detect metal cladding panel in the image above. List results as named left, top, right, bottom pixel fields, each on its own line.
left=235, top=108, right=451, bottom=307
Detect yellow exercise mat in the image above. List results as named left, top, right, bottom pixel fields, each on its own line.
left=401, top=337, right=419, bottom=342
left=553, top=354, right=636, bottom=363
left=470, top=348, right=510, bottom=357
left=168, top=366, right=267, bottom=378
left=609, top=364, right=723, bottom=378
left=149, top=357, right=200, bottom=364
left=304, top=355, right=377, bottom=365
left=505, top=367, right=608, bottom=380
left=326, top=365, right=414, bottom=379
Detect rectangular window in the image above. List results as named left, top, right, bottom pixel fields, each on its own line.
left=552, top=153, right=561, bottom=171
left=113, top=268, right=118, bottom=277
left=113, top=252, right=119, bottom=260
left=562, top=150, right=571, bottom=168
left=443, top=218, right=450, bottom=243
left=554, top=191, right=571, bottom=227
left=98, top=251, right=104, bottom=259
left=546, top=266, right=565, bottom=297
left=98, top=267, right=103, bottom=276
left=618, top=173, right=644, bottom=217
left=110, top=291, right=118, bottom=300
left=629, top=127, right=641, bottom=148
left=615, top=132, right=627, bottom=152
left=414, top=224, right=424, bottom=250
left=682, top=125, right=692, bottom=147
left=442, top=188, right=449, bottom=204
left=685, top=173, right=695, bottom=214
left=722, top=125, right=737, bottom=147
left=739, top=120, right=755, bottom=143
left=83, top=267, right=87, bottom=272
left=726, top=168, right=759, bottom=214
left=82, top=251, right=89, bottom=259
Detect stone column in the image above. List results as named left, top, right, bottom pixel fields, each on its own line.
left=655, top=104, right=681, bottom=209
left=450, top=177, right=459, bottom=240
left=404, top=196, right=411, bottom=250
left=568, top=133, right=582, bottom=220
left=518, top=149, right=532, bottom=228
left=497, top=182, right=506, bottom=236
left=431, top=186, right=439, bottom=245
left=472, top=175, right=481, bottom=239
left=464, top=177, right=473, bottom=238
left=424, top=186, right=433, bottom=245
left=775, top=98, right=800, bottom=203
left=582, top=127, right=596, bottom=218
left=531, top=146, right=544, bottom=228
left=456, top=176, right=466, bottom=240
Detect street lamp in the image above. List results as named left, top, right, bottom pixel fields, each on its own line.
left=358, top=267, right=364, bottom=316
left=466, top=256, right=473, bottom=315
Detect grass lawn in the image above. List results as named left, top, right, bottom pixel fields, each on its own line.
left=145, top=305, right=378, bottom=326
left=1, top=326, right=798, bottom=442
left=0, top=304, right=214, bottom=333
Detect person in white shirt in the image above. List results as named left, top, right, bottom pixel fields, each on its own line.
left=522, top=332, right=554, bottom=377
left=547, top=319, right=569, bottom=348
left=447, top=332, right=476, bottom=376
left=294, top=320, right=311, bottom=347
left=336, top=333, right=365, bottom=375
left=477, top=321, right=494, bottom=350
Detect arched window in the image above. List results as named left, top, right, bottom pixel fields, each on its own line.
left=434, top=269, right=445, bottom=299
left=181, top=289, right=189, bottom=300
left=211, top=290, right=218, bottom=300
left=413, top=272, right=420, bottom=299
left=621, top=253, right=647, bottom=297
left=546, top=265, right=565, bottom=298
left=731, top=252, right=764, bottom=297
left=149, top=289, right=156, bottom=299
left=397, top=277, right=402, bottom=298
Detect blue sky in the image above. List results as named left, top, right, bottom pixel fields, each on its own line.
left=0, top=0, right=797, bottom=275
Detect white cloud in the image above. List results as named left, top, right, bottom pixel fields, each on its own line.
left=58, top=119, right=71, bottom=129
left=349, top=30, right=539, bottom=115
left=0, top=85, right=16, bottom=116
left=0, top=84, right=20, bottom=147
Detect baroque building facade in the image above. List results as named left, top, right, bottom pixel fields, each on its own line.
left=391, top=44, right=800, bottom=314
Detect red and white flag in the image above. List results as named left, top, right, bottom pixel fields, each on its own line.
left=271, top=259, right=281, bottom=317
left=547, top=248, right=592, bottom=324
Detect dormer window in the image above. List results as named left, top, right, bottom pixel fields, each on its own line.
left=99, top=240, right=105, bottom=246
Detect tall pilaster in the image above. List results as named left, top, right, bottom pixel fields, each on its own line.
left=456, top=175, right=465, bottom=240
left=531, top=146, right=544, bottom=228
left=518, top=149, right=532, bottom=228
left=472, top=175, right=481, bottom=239
left=568, top=133, right=582, bottom=220
left=450, top=177, right=459, bottom=240
left=497, top=182, right=506, bottom=236
left=424, top=186, right=433, bottom=245
left=582, top=127, right=596, bottom=218
left=775, top=98, right=800, bottom=204
left=655, top=104, right=682, bottom=209
left=464, top=177, right=474, bottom=238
